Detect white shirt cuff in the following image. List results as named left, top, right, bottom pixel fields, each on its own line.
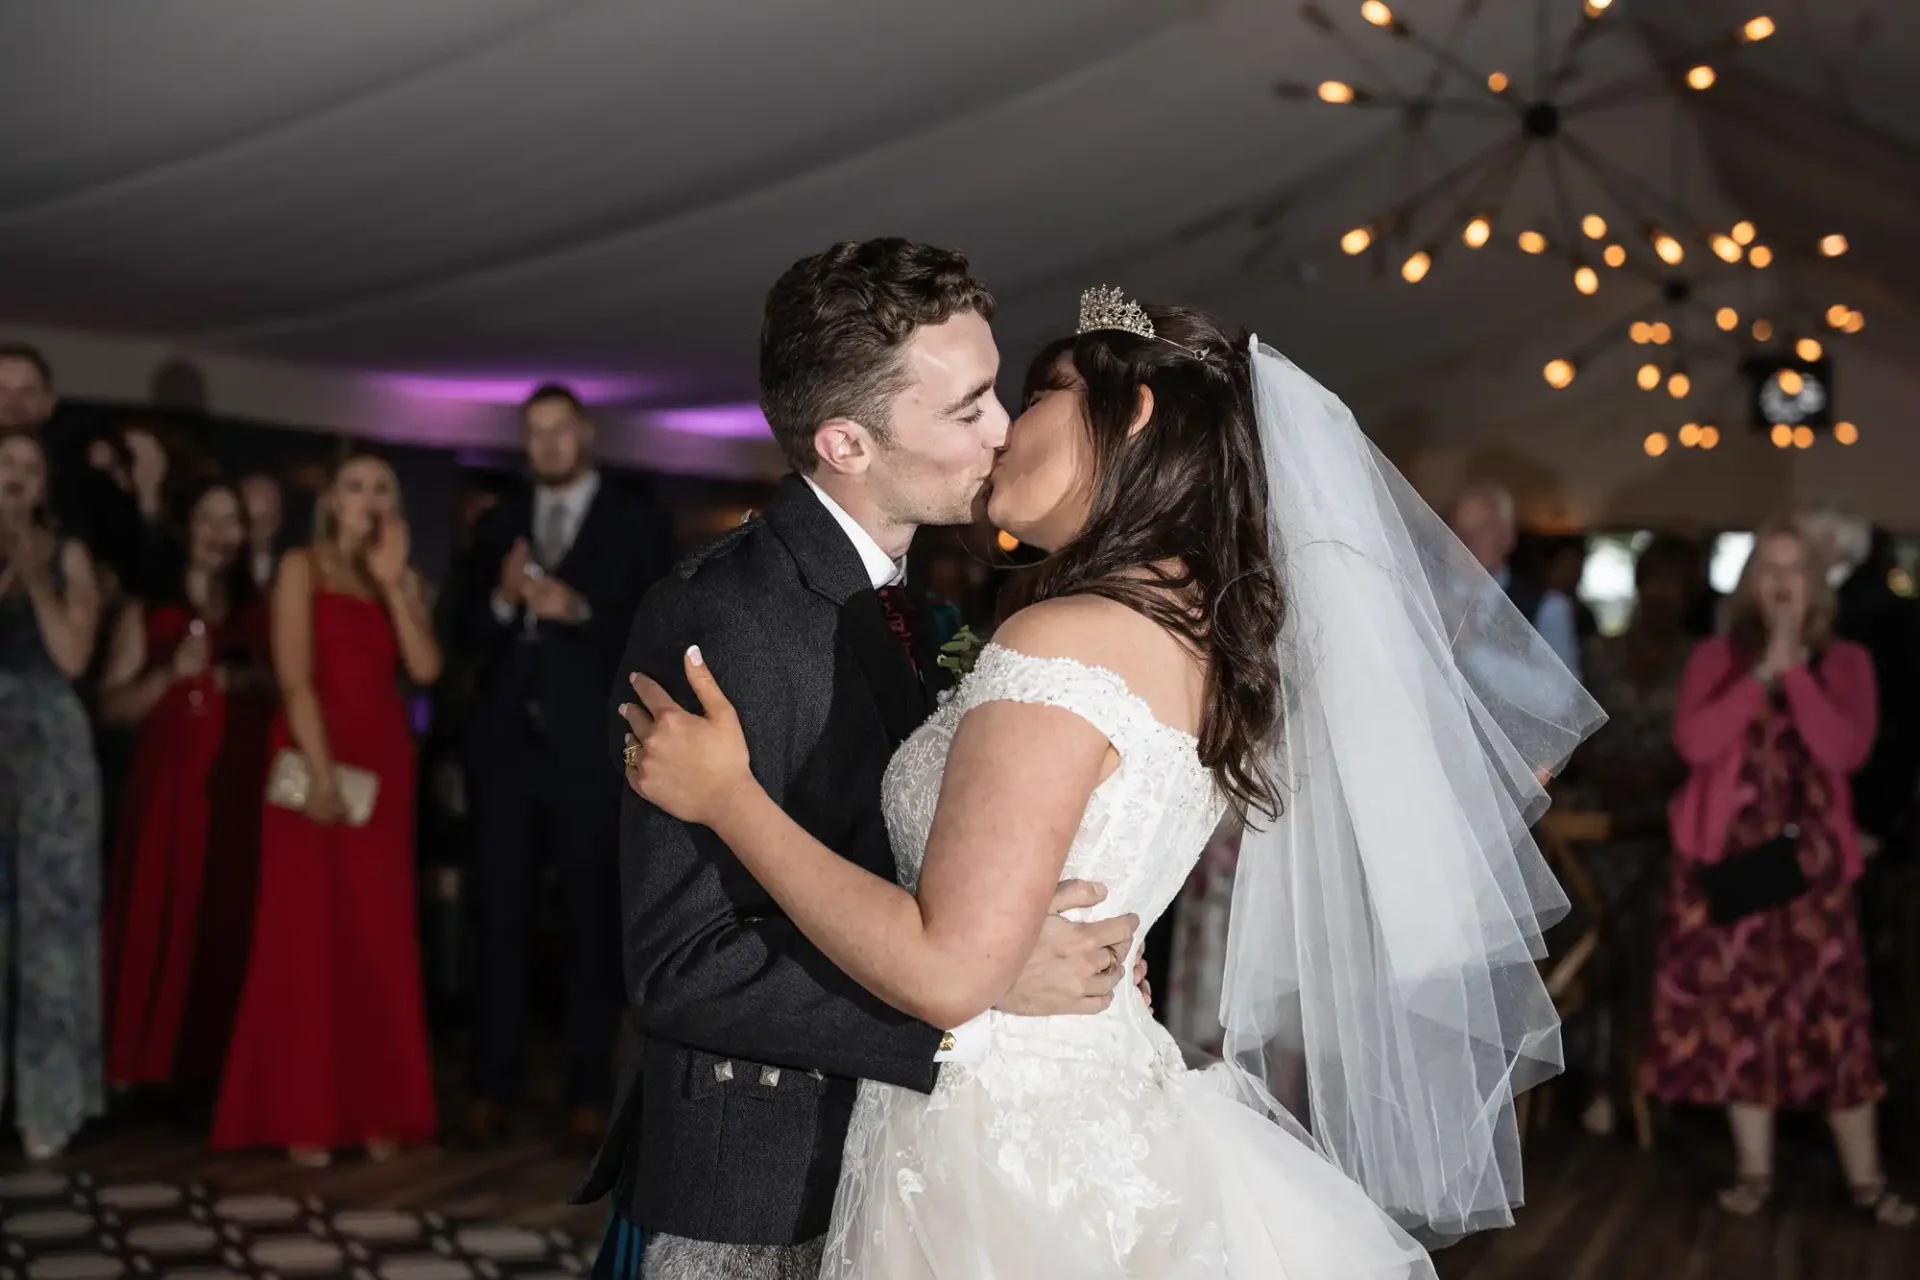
left=935, top=1013, right=991, bottom=1065
left=490, top=589, right=517, bottom=624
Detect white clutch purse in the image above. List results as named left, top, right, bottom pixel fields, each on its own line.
left=265, top=749, right=379, bottom=827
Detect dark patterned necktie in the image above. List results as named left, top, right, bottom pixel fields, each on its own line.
left=876, top=585, right=921, bottom=675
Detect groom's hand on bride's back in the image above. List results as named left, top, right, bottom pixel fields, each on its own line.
left=994, top=879, right=1140, bottom=1016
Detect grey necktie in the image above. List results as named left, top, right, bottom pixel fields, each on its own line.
left=536, top=497, right=570, bottom=570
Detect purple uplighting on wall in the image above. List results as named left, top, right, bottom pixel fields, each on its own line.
left=375, top=373, right=658, bottom=404
left=649, top=403, right=773, bottom=439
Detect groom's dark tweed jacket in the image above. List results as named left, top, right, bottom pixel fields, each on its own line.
left=572, top=475, right=958, bottom=1246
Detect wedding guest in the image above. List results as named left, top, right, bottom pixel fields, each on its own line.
left=239, top=471, right=287, bottom=591
left=0, top=429, right=104, bottom=1159
left=98, top=477, right=272, bottom=1092
left=1641, top=522, right=1912, bottom=1225
left=212, top=453, right=440, bottom=1165
left=453, top=386, right=673, bottom=1152
left=1449, top=482, right=1582, bottom=679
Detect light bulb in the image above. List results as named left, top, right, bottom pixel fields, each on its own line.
left=1487, top=70, right=1510, bottom=93
left=1362, top=2, right=1394, bottom=26
left=1731, top=220, right=1757, bottom=245
left=1701, top=426, right=1721, bottom=449
left=1653, top=231, right=1685, bottom=265
left=1827, top=303, right=1851, bottom=328
left=997, top=530, right=1020, bottom=552
left=1796, top=338, right=1823, bottom=361
left=1582, top=214, right=1608, bottom=240
left=1630, top=321, right=1652, bottom=344
left=1834, top=421, right=1859, bottom=445
left=1575, top=265, right=1599, bottom=295
left=1401, top=250, right=1432, bottom=283
left=1844, top=310, right=1865, bottom=334
left=1712, top=235, right=1743, bottom=263
left=1793, top=425, right=1814, bottom=449
left=1744, top=16, right=1775, bottom=42
left=1341, top=226, right=1373, bottom=255
left=1778, top=369, right=1804, bottom=396
left=1644, top=432, right=1669, bottom=457
left=1518, top=230, right=1548, bottom=254
left=1604, top=243, right=1627, bottom=267
left=1668, top=372, right=1692, bottom=399
left=1586, top=0, right=1614, bottom=16
left=1637, top=363, right=1661, bottom=390
left=1749, top=244, right=1774, bottom=268
left=1650, top=322, right=1672, bottom=345
left=1679, top=423, right=1702, bottom=448
left=1753, top=318, right=1775, bottom=342
left=1463, top=216, right=1491, bottom=248
left=1820, top=234, right=1849, bottom=257
left=1770, top=423, right=1793, bottom=448
left=1687, top=65, right=1717, bottom=90
left=1319, top=80, right=1356, bottom=104
left=1716, top=306, right=1739, bottom=331
left=1543, top=359, right=1576, bottom=389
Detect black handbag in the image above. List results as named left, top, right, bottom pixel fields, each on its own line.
left=1697, top=676, right=1815, bottom=925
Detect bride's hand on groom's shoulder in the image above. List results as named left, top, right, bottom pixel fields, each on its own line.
left=617, top=646, right=755, bottom=828
left=994, top=880, right=1141, bottom=1017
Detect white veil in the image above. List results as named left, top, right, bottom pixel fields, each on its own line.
left=1220, top=339, right=1605, bottom=1242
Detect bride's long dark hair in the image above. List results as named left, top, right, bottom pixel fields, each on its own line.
left=1014, top=305, right=1286, bottom=817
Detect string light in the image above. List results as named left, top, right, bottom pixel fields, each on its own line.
left=1644, top=431, right=1669, bottom=457
left=1652, top=231, right=1685, bottom=264
left=1716, top=307, right=1739, bottom=331
left=1771, top=423, right=1793, bottom=448
left=1518, top=230, right=1548, bottom=254
left=1582, top=214, right=1608, bottom=239
left=1543, top=359, right=1576, bottom=389
left=1487, top=70, right=1509, bottom=93
left=1650, top=322, right=1672, bottom=345
left=1637, top=363, right=1662, bottom=390
left=1731, top=220, right=1757, bottom=245
left=1834, top=421, right=1859, bottom=445
left=1319, top=80, right=1356, bottom=104
left=1604, top=243, right=1627, bottom=267
left=1342, top=226, right=1373, bottom=255
left=1749, top=244, right=1774, bottom=268
left=1820, top=234, right=1849, bottom=257
left=1700, top=426, right=1721, bottom=449
left=1711, top=234, right=1743, bottom=263
left=1462, top=216, right=1492, bottom=248
left=996, top=530, right=1020, bottom=552
left=1844, top=310, right=1865, bottom=334
left=1361, top=2, right=1394, bottom=26
left=1687, top=65, right=1717, bottom=90
left=1743, top=15, right=1776, bottom=42
left=1753, top=318, right=1774, bottom=342
left=1630, top=321, right=1652, bottom=344
left=1796, top=338, right=1823, bottom=361
left=1668, top=371, right=1691, bottom=399
left=1778, top=369, right=1804, bottom=396
left=1827, top=304, right=1851, bottom=328
left=1574, top=264, right=1599, bottom=294
left=1586, top=0, right=1614, bottom=16
left=1679, top=423, right=1702, bottom=447
left=1793, top=425, right=1815, bottom=449
left=1401, top=249, right=1432, bottom=283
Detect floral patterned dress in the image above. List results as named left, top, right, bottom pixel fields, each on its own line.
left=1640, top=695, right=1882, bottom=1109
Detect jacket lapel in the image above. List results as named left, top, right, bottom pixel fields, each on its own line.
left=761, top=477, right=926, bottom=747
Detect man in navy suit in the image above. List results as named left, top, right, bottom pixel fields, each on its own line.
left=454, top=384, right=674, bottom=1152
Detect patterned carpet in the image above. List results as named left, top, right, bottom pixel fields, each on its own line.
left=0, top=1170, right=595, bottom=1280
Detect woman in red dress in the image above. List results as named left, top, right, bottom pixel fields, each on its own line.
left=1642, top=522, right=1913, bottom=1225
left=212, top=454, right=442, bottom=1165
left=99, top=478, right=272, bottom=1092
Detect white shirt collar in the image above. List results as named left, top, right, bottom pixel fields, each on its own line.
left=536, top=468, right=599, bottom=514
left=803, top=475, right=904, bottom=589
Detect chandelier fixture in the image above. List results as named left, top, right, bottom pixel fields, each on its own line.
left=1275, top=3, right=1866, bottom=451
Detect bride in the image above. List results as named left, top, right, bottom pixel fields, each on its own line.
left=619, top=290, right=1602, bottom=1277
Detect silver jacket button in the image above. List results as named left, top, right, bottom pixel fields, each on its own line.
left=713, top=1060, right=734, bottom=1082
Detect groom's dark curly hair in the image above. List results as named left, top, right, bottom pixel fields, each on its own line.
left=759, top=239, right=995, bottom=472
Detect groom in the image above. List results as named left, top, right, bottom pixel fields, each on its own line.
left=575, top=239, right=1143, bottom=1280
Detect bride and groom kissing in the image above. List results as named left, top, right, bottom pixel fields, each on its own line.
left=574, top=238, right=1600, bottom=1278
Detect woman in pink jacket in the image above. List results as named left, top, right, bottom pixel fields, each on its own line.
left=1641, top=521, right=1912, bottom=1225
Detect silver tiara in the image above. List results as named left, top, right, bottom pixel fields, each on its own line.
left=1076, top=285, right=1209, bottom=360
left=1077, top=285, right=1156, bottom=342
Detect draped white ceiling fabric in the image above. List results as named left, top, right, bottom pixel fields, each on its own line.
left=3, top=0, right=1915, bottom=516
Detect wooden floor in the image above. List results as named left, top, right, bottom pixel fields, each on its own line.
left=10, top=1095, right=1919, bottom=1276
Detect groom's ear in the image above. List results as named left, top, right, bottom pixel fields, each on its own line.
left=813, top=418, right=875, bottom=477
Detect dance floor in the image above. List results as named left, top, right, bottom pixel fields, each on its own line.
left=5, top=1099, right=1917, bottom=1278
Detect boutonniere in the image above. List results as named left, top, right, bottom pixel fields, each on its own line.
left=936, top=625, right=988, bottom=681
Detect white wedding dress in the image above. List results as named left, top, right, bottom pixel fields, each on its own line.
left=820, top=644, right=1435, bottom=1279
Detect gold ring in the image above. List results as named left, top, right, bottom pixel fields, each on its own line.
left=623, top=742, right=640, bottom=769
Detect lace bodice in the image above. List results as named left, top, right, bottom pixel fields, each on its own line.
left=881, top=644, right=1227, bottom=1067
